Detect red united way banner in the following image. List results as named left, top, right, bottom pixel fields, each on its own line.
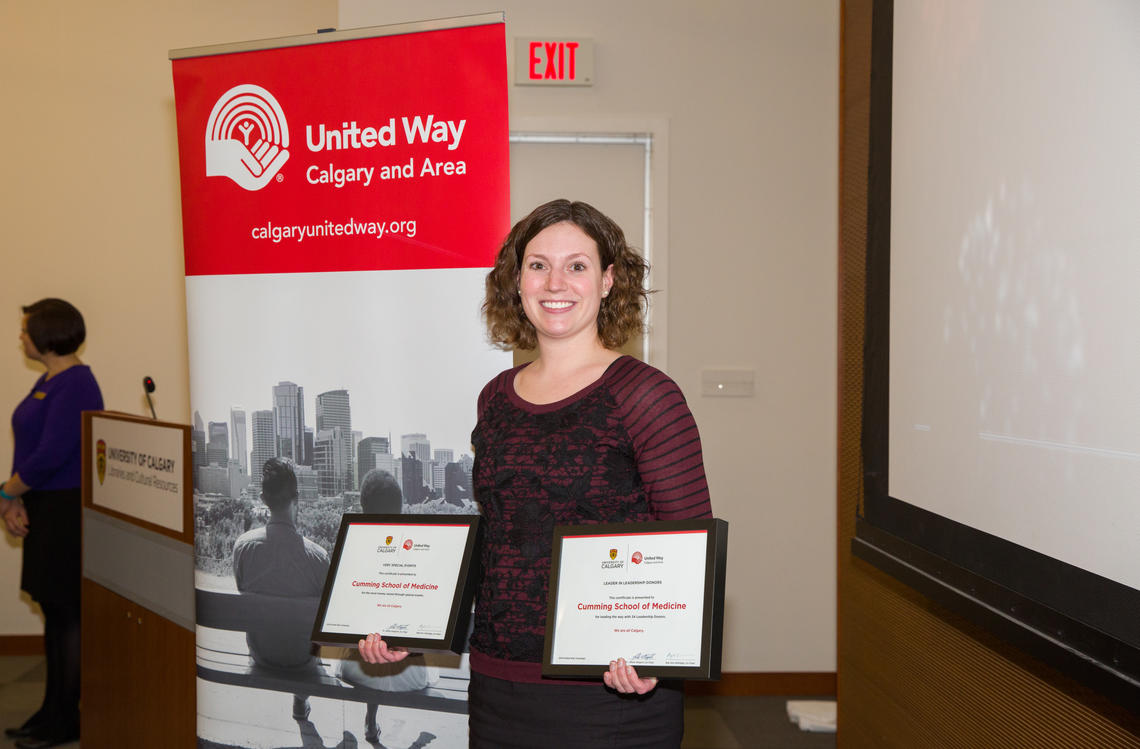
left=172, top=19, right=508, bottom=276
left=171, top=17, right=511, bottom=748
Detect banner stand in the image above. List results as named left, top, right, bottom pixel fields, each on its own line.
left=170, top=12, right=504, bottom=61
left=171, top=15, right=511, bottom=747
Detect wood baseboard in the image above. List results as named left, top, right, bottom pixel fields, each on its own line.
left=0, top=635, right=44, bottom=656
left=0, top=631, right=838, bottom=700
left=685, top=672, right=836, bottom=696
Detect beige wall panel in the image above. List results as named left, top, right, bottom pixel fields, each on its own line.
left=0, top=0, right=841, bottom=676
left=0, top=0, right=336, bottom=634
left=340, top=0, right=840, bottom=673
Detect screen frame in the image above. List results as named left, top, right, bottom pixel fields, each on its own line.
left=854, top=0, right=1140, bottom=713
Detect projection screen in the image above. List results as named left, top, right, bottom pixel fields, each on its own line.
left=855, top=0, right=1139, bottom=710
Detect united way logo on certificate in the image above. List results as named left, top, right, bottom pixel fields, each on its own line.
left=549, top=529, right=710, bottom=669
left=318, top=521, right=471, bottom=642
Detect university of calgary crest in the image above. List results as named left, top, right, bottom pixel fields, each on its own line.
left=609, top=548, right=618, bottom=560
left=386, top=535, right=394, bottom=546
left=96, top=440, right=107, bottom=485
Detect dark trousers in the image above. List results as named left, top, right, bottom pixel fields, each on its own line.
left=20, top=489, right=81, bottom=740
left=33, top=597, right=81, bottom=739
left=468, top=671, right=684, bottom=749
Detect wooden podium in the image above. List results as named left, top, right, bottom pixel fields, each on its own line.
left=80, top=411, right=195, bottom=748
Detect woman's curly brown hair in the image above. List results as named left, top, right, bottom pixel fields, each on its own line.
left=483, top=199, right=650, bottom=351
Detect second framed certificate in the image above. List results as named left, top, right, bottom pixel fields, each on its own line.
left=311, top=514, right=479, bottom=653
left=543, top=518, right=728, bottom=680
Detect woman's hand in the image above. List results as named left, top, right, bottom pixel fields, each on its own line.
left=3, top=501, right=29, bottom=538
left=357, top=633, right=410, bottom=664
left=603, top=658, right=658, bottom=695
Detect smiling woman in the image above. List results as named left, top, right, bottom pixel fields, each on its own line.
left=358, top=200, right=713, bottom=748
left=517, top=221, right=613, bottom=348
left=482, top=198, right=649, bottom=353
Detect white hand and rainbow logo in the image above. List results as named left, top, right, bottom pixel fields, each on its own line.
left=205, top=84, right=290, bottom=191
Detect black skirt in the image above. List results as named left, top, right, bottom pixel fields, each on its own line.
left=469, top=671, right=684, bottom=749
left=20, top=488, right=82, bottom=607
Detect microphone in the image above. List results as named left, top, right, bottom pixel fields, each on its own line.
left=143, top=376, right=157, bottom=420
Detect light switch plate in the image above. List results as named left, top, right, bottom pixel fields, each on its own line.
left=700, top=369, right=755, bottom=397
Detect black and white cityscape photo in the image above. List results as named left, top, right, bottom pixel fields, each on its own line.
left=187, top=268, right=509, bottom=748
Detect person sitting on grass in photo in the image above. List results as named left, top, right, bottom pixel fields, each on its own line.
left=338, top=469, right=441, bottom=743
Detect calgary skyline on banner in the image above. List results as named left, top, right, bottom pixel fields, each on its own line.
left=190, top=376, right=477, bottom=508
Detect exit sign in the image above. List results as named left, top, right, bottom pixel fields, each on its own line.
left=515, top=38, right=594, bottom=86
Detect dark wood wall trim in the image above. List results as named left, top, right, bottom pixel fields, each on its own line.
left=0, top=635, right=44, bottom=655
left=686, top=672, right=836, bottom=697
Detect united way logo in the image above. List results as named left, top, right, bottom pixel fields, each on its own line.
left=205, top=84, right=290, bottom=191
left=403, top=538, right=414, bottom=551
left=631, top=551, right=643, bottom=565
left=95, top=439, right=107, bottom=485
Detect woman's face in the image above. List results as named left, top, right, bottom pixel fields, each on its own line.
left=19, top=315, right=41, bottom=361
left=519, top=222, right=614, bottom=348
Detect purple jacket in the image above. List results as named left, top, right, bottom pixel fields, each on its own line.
left=11, top=365, right=103, bottom=490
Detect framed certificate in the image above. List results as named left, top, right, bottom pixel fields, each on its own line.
left=311, top=514, right=480, bottom=653
left=542, top=518, right=728, bottom=680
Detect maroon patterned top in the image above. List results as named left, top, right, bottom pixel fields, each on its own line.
left=468, top=355, right=712, bottom=682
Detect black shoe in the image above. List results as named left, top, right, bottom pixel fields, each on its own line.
left=5, top=714, right=44, bottom=739
left=15, top=734, right=79, bottom=749
left=364, top=722, right=380, bottom=742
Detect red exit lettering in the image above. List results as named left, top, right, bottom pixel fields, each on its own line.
left=529, top=41, right=580, bottom=81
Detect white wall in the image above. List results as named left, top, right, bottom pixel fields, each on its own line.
left=0, top=0, right=336, bottom=636
left=0, top=0, right=837, bottom=673
left=340, top=0, right=839, bottom=672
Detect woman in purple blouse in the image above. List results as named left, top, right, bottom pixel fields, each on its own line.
left=2, top=299, right=102, bottom=749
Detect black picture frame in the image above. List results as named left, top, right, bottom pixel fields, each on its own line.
left=542, top=518, right=728, bottom=680
left=311, top=513, right=480, bottom=653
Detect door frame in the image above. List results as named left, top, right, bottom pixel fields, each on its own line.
left=509, top=116, right=671, bottom=369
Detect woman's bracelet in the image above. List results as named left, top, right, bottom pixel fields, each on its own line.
left=0, top=483, right=15, bottom=500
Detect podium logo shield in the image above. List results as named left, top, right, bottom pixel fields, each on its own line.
left=96, top=439, right=107, bottom=485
